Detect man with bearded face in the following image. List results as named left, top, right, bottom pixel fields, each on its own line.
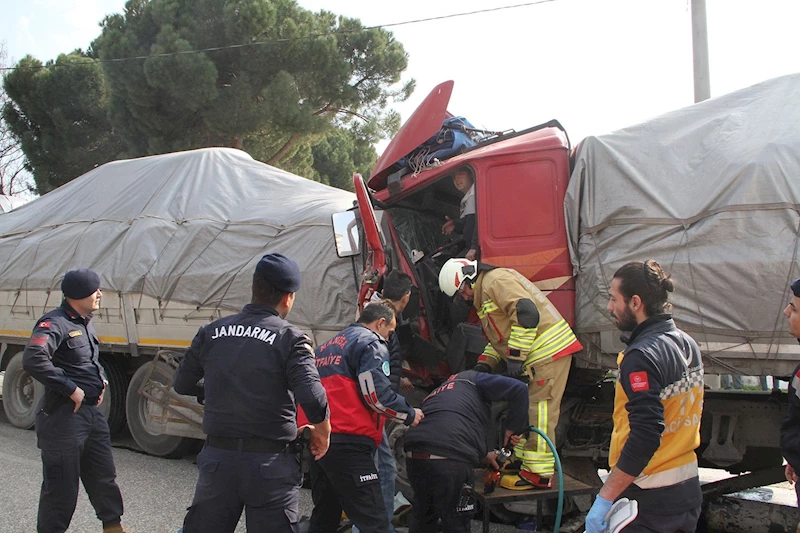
left=585, top=260, right=704, bottom=533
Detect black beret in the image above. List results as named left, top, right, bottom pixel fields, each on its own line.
left=255, top=253, right=301, bottom=293
left=61, top=269, right=101, bottom=300
left=792, top=278, right=800, bottom=298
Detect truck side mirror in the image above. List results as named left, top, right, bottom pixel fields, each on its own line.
left=332, top=211, right=361, bottom=257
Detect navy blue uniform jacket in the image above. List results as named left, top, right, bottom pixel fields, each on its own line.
left=23, top=301, right=106, bottom=398
left=404, top=370, right=529, bottom=465
left=173, top=304, right=329, bottom=443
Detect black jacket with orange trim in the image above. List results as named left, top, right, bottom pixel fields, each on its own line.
left=610, top=314, right=704, bottom=514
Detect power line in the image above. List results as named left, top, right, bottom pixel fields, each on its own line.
left=0, top=0, right=558, bottom=72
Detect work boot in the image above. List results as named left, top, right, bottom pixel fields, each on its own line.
left=102, top=523, right=132, bottom=533
left=500, top=469, right=552, bottom=490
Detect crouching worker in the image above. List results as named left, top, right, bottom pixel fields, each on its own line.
left=299, top=300, right=424, bottom=533
left=404, top=371, right=529, bottom=533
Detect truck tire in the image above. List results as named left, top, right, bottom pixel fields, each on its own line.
left=126, top=362, right=193, bottom=458
left=98, top=356, right=129, bottom=435
left=2, top=351, right=44, bottom=429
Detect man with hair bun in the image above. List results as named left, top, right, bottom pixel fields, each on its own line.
left=585, top=260, right=704, bottom=533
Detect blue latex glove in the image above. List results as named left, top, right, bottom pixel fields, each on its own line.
left=585, top=495, right=613, bottom=533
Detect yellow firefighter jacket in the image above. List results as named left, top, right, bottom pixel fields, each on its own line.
left=473, top=268, right=581, bottom=370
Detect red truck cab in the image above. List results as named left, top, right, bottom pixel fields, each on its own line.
left=337, top=81, right=577, bottom=387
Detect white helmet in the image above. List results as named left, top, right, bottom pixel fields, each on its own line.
left=438, top=258, right=478, bottom=297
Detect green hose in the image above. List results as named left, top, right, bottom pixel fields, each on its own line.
left=528, top=426, right=563, bottom=532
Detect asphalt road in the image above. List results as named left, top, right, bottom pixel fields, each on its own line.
left=5, top=397, right=795, bottom=533
left=0, top=402, right=526, bottom=533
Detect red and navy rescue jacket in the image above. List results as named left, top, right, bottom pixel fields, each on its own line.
left=297, top=323, right=416, bottom=448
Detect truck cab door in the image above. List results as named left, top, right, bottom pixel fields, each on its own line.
left=353, top=173, right=387, bottom=310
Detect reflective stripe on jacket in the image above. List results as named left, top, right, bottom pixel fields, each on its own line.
left=473, top=268, right=581, bottom=368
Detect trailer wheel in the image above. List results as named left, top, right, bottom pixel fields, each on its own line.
left=2, top=351, right=44, bottom=429
left=98, top=356, right=129, bottom=435
left=126, top=362, right=193, bottom=458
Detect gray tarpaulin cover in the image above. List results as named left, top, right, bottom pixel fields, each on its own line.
left=566, top=73, right=800, bottom=339
left=0, top=148, right=357, bottom=343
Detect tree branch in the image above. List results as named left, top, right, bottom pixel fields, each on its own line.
left=352, top=75, right=371, bottom=89
left=267, top=133, right=302, bottom=165
left=314, top=102, right=334, bottom=116
left=334, top=108, right=369, bottom=121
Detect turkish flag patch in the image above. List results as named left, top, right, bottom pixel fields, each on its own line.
left=38, top=321, right=51, bottom=328
left=629, top=371, right=650, bottom=392
left=30, top=334, right=48, bottom=347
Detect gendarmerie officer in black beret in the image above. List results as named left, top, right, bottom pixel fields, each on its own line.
left=174, top=253, right=331, bottom=533
left=23, top=269, right=128, bottom=533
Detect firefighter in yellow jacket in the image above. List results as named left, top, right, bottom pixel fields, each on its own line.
left=438, top=258, right=582, bottom=489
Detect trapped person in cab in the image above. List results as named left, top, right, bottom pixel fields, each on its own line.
left=780, top=277, right=800, bottom=506
left=585, top=260, right=704, bottom=533
left=404, top=370, right=529, bottom=533
left=23, top=269, right=130, bottom=533
left=441, top=166, right=479, bottom=261
left=299, top=300, right=424, bottom=533
left=438, top=258, right=582, bottom=491
left=174, top=253, right=331, bottom=533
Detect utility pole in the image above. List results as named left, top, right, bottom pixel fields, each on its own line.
left=691, top=0, right=711, bottom=102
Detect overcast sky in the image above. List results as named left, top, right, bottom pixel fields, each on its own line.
left=3, top=0, right=800, bottom=144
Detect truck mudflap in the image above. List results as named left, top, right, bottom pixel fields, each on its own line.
left=138, top=350, right=205, bottom=440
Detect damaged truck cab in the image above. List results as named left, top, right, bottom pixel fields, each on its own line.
left=334, top=80, right=792, bottom=500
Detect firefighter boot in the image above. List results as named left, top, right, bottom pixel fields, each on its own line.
left=500, top=469, right=552, bottom=490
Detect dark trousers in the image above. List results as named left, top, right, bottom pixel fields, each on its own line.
left=35, top=402, right=123, bottom=533
left=183, top=445, right=302, bottom=533
left=622, top=505, right=701, bottom=532
left=407, top=457, right=473, bottom=533
left=309, top=442, right=388, bottom=533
